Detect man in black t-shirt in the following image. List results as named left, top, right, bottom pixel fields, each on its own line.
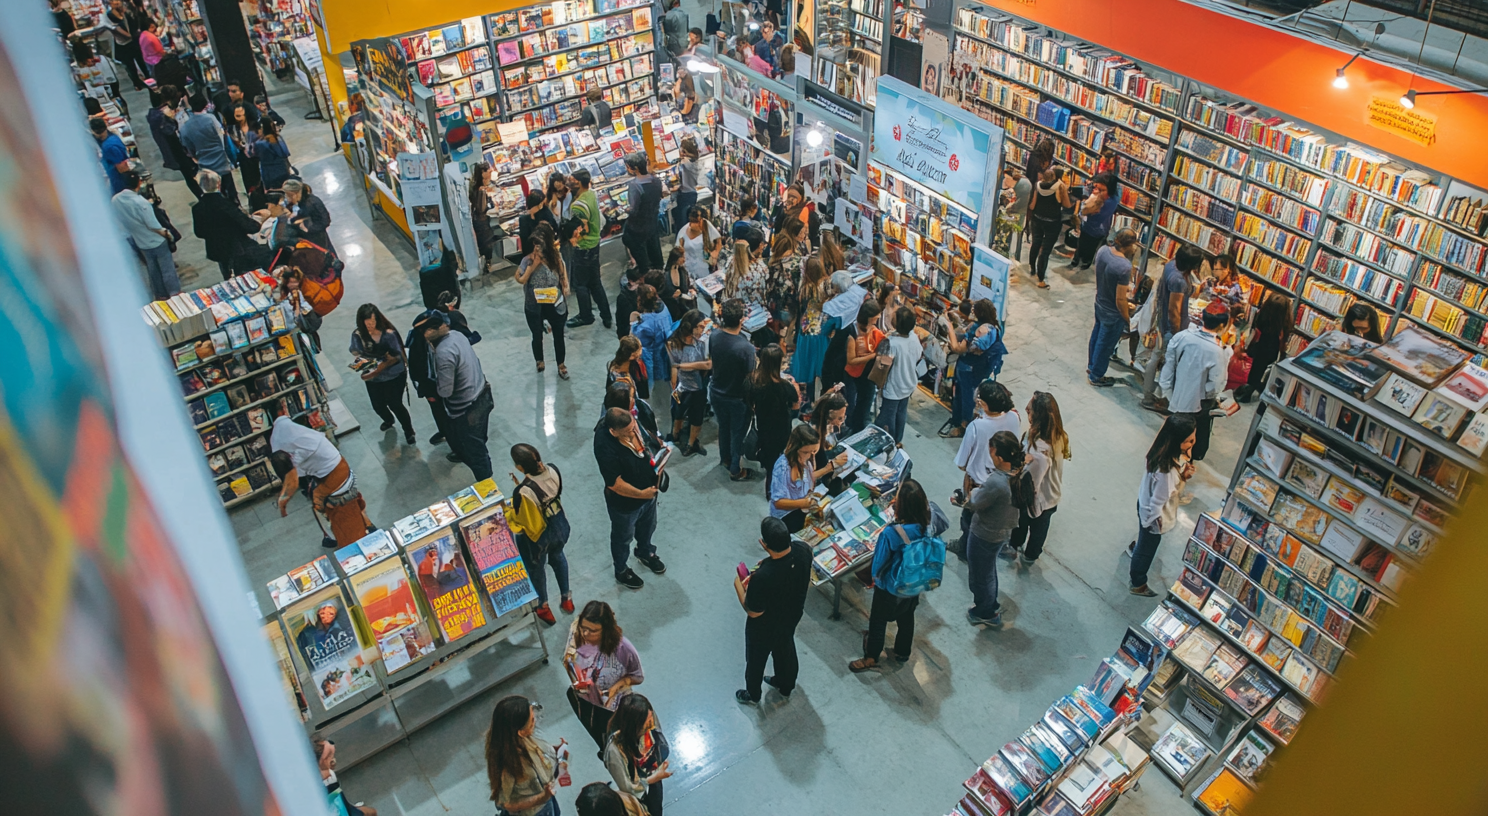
left=594, top=407, right=666, bottom=590
left=622, top=151, right=664, bottom=277
left=709, top=299, right=757, bottom=481
left=735, top=517, right=811, bottom=704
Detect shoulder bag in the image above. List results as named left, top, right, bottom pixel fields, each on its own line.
left=867, top=336, right=895, bottom=388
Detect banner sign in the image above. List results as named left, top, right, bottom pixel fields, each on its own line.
left=804, top=84, right=865, bottom=127
left=1366, top=95, right=1437, bottom=147
left=871, top=76, right=1003, bottom=214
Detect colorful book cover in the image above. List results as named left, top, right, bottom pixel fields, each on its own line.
left=1226, top=729, right=1274, bottom=784
left=460, top=504, right=539, bottom=615
left=1223, top=663, right=1281, bottom=715
left=263, top=620, right=309, bottom=721
left=284, top=587, right=378, bottom=709
left=405, top=529, right=487, bottom=641
left=334, top=529, right=399, bottom=574
left=348, top=557, right=437, bottom=672
left=1196, top=768, right=1256, bottom=815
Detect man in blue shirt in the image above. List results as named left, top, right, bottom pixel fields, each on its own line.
left=1070, top=172, right=1119, bottom=270
left=179, top=94, right=240, bottom=206
left=752, top=19, right=782, bottom=69
left=91, top=118, right=130, bottom=194
left=1140, top=243, right=1204, bottom=412
left=1087, top=228, right=1138, bottom=386
left=111, top=171, right=180, bottom=299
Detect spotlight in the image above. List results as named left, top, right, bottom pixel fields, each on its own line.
left=747, top=21, right=759, bottom=30
left=1400, top=89, right=1416, bottom=109
left=807, top=129, right=823, bottom=147
left=686, top=58, right=719, bottom=74
left=1333, top=68, right=1349, bottom=90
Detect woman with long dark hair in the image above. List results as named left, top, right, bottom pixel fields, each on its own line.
left=849, top=479, right=940, bottom=671
left=226, top=102, right=262, bottom=199
left=469, top=161, right=498, bottom=272
left=1006, top=392, right=1070, bottom=565
left=666, top=309, right=710, bottom=455
left=765, top=219, right=804, bottom=319
left=607, top=335, right=650, bottom=400
left=630, top=283, right=673, bottom=391
left=745, top=343, right=801, bottom=495
left=602, top=694, right=673, bottom=816
left=1129, top=415, right=1197, bottom=596
left=944, top=299, right=1006, bottom=436
left=256, top=117, right=293, bottom=191
left=564, top=601, right=645, bottom=748
left=349, top=303, right=415, bottom=444
left=768, top=424, right=821, bottom=533
left=810, top=391, right=852, bottom=495
left=1236, top=293, right=1293, bottom=402
left=657, top=246, right=694, bottom=319
left=517, top=220, right=571, bottom=377
left=1026, top=165, right=1072, bottom=289
left=1342, top=302, right=1384, bottom=343
left=484, top=695, right=564, bottom=816
left=960, top=431, right=1024, bottom=626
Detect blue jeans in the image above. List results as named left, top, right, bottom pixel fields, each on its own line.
left=877, top=395, right=909, bottom=442
left=967, top=530, right=1006, bottom=618
left=672, top=190, right=698, bottom=232
left=1087, top=319, right=1125, bottom=382
left=1131, top=519, right=1164, bottom=588
left=607, top=499, right=657, bottom=576
left=712, top=391, right=748, bottom=475
left=849, top=377, right=877, bottom=433
left=951, top=366, right=980, bottom=428
left=133, top=239, right=180, bottom=300
left=516, top=534, right=570, bottom=605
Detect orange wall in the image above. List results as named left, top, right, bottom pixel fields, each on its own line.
left=975, top=0, right=1488, bottom=188
left=319, top=0, right=530, bottom=53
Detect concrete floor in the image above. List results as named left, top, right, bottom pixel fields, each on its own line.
left=119, top=64, right=1250, bottom=816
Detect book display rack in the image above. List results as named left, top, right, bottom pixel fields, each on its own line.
left=261, top=483, right=548, bottom=768
left=142, top=271, right=334, bottom=508
left=948, top=4, right=1488, bottom=367
left=715, top=125, right=792, bottom=223
left=813, top=0, right=888, bottom=108
left=247, top=0, right=314, bottom=76
left=162, top=0, right=221, bottom=88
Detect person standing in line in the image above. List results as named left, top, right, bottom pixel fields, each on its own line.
left=1003, top=392, right=1069, bottom=565
left=1141, top=244, right=1204, bottom=412
left=484, top=695, right=565, bottom=816
left=255, top=118, right=293, bottom=191
left=1087, top=227, right=1139, bottom=387
left=843, top=301, right=884, bottom=434
left=1003, top=166, right=1032, bottom=260
left=662, top=0, right=690, bottom=63
left=255, top=94, right=287, bottom=128
left=819, top=272, right=867, bottom=418
left=1026, top=166, right=1071, bottom=290
left=720, top=238, right=768, bottom=307
left=671, top=139, right=703, bottom=233
left=418, top=309, right=494, bottom=480
left=1129, top=415, right=1197, bottom=596
left=565, top=168, right=613, bottom=329
left=517, top=221, right=571, bottom=378
left=789, top=255, right=836, bottom=410
left=1342, top=302, right=1384, bottom=343
left=578, top=87, right=614, bottom=131
left=268, top=412, right=373, bottom=547
left=180, top=95, right=241, bottom=206
left=226, top=103, right=262, bottom=201
left=92, top=118, right=131, bottom=195
left=735, top=516, right=812, bottom=703
left=519, top=190, right=556, bottom=259
left=730, top=195, right=768, bottom=254
left=1235, top=293, right=1293, bottom=402
left=848, top=480, right=944, bottom=671
left=623, top=152, right=665, bottom=278
left=1159, top=302, right=1231, bottom=464
left=675, top=204, right=721, bottom=292
left=104, top=0, right=147, bottom=89
left=146, top=85, right=204, bottom=199
left=629, top=284, right=673, bottom=391
left=951, top=381, right=1019, bottom=558
left=608, top=335, right=650, bottom=400
left=603, top=382, right=666, bottom=457
left=282, top=178, right=334, bottom=253
left=603, top=695, right=672, bottom=816
left=710, top=299, right=758, bottom=481
left=1068, top=172, right=1119, bottom=271
left=507, top=444, right=573, bottom=625
left=214, top=80, right=262, bottom=128
left=111, top=170, right=180, bottom=300
left=943, top=299, right=1005, bottom=436
left=747, top=344, right=801, bottom=496
left=349, top=304, right=416, bottom=445
left=876, top=306, right=925, bottom=444
left=564, top=601, right=646, bottom=746
left=594, top=408, right=666, bottom=590
left=958, top=431, right=1023, bottom=627
left=192, top=169, right=265, bottom=280
left=666, top=309, right=711, bottom=456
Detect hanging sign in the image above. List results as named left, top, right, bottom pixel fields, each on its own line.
left=871, top=76, right=1003, bottom=214
left=1366, top=95, right=1437, bottom=147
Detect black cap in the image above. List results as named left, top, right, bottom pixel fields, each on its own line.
left=411, top=309, right=448, bottom=333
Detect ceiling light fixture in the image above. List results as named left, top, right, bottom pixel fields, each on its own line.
left=686, top=58, right=719, bottom=74
left=1399, top=86, right=1488, bottom=109
left=806, top=129, right=823, bottom=147
left=1333, top=53, right=1360, bottom=89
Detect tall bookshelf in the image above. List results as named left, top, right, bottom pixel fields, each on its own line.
left=815, top=0, right=887, bottom=108
left=715, top=126, right=792, bottom=222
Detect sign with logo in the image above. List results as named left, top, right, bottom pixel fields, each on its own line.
left=871, top=76, right=1003, bottom=215
left=1366, top=95, right=1437, bottom=147
left=804, top=83, right=865, bottom=127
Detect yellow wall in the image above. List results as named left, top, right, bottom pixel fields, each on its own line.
left=318, top=0, right=533, bottom=53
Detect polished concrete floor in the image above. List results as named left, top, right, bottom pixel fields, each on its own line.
left=122, top=71, right=1249, bottom=816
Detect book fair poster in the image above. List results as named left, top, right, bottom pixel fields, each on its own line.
left=285, top=589, right=378, bottom=709
left=408, top=532, right=488, bottom=640
left=461, top=505, right=539, bottom=615
left=348, top=557, right=437, bottom=673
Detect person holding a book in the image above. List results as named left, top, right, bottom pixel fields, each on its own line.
left=1128, top=415, right=1197, bottom=597
left=602, top=694, right=672, bottom=816
left=268, top=412, right=372, bottom=547
left=735, top=516, right=812, bottom=703
left=849, top=480, right=943, bottom=672
left=484, top=695, right=565, bottom=816
left=349, top=304, right=415, bottom=445
left=564, top=601, right=646, bottom=747
left=594, top=406, right=666, bottom=590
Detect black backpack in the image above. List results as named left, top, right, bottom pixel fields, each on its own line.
left=1010, top=467, right=1037, bottom=512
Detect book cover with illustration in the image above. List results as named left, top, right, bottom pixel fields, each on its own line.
left=407, top=532, right=488, bottom=641
left=349, top=557, right=437, bottom=672
left=284, top=587, right=377, bottom=709
left=460, top=504, right=538, bottom=615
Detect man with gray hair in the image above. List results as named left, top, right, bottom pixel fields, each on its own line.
left=622, top=151, right=664, bottom=278
left=1087, top=227, right=1140, bottom=387
left=191, top=168, right=265, bottom=280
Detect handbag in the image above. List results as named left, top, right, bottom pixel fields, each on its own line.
left=743, top=414, right=761, bottom=462
left=637, top=728, right=670, bottom=775
left=867, top=337, right=895, bottom=388
left=1226, top=352, right=1253, bottom=391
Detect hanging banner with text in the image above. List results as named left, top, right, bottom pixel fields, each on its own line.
left=870, top=75, right=1004, bottom=216
left=1366, top=95, right=1437, bottom=147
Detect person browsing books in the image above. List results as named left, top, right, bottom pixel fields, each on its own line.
left=849, top=480, right=945, bottom=672
left=564, top=601, right=645, bottom=748
left=484, top=695, right=566, bottom=816
left=602, top=694, right=672, bottom=816
left=767, top=425, right=840, bottom=533
left=507, top=444, right=573, bottom=625
left=1159, top=302, right=1232, bottom=463
left=735, top=516, right=812, bottom=703
left=1128, top=415, right=1197, bottom=596
left=268, top=412, right=373, bottom=547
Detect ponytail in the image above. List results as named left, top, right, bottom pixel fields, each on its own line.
left=990, top=430, right=1026, bottom=471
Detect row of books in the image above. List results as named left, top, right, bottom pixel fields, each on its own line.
left=488, top=0, right=647, bottom=40
left=1405, top=290, right=1488, bottom=352
left=144, top=271, right=279, bottom=345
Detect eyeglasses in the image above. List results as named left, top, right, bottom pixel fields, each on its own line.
left=530, top=701, right=545, bottom=722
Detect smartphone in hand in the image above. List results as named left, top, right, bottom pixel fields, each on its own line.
left=737, top=562, right=750, bottom=581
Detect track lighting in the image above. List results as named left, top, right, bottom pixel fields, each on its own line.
left=1332, top=52, right=1360, bottom=90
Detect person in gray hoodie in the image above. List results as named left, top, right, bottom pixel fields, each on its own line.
left=958, top=430, right=1024, bottom=627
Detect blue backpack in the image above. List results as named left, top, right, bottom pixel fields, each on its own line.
left=877, top=524, right=947, bottom=597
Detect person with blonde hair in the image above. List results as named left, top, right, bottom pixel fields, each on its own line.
left=721, top=239, right=768, bottom=305
left=789, top=254, right=835, bottom=407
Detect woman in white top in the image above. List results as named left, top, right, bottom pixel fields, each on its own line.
left=874, top=305, right=925, bottom=444
left=674, top=204, right=720, bottom=285
left=1129, top=415, right=1197, bottom=596
left=1005, top=392, right=1070, bottom=565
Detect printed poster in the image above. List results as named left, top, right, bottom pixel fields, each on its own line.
left=407, top=531, right=488, bottom=640
left=348, top=557, right=437, bottom=673
left=871, top=76, right=1004, bottom=221
left=460, top=504, right=539, bottom=615
left=284, top=587, right=378, bottom=710
left=970, top=243, right=1010, bottom=321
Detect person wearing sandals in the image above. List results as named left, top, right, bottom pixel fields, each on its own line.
left=849, top=480, right=945, bottom=672
left=564, top=601, right=646, bottom=748
left=1129, top=415, right=1196, bottom=597
left=507, top=444, right=573, bottom=625
left=602, top=694, right=673, bottom=816
left=517, top=221, right=571, bottom=379
left=942, top=299, right=1006, bottom=437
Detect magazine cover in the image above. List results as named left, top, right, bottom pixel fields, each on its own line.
left=349, top=557, right=437, bottom=672
left=1367, top=323, right=1469, bottom=386
left=408, top=531, right=488, bottom=640
left=284, top=588, right=377, bottom=709
left=460, top=504, right=539, bottom=614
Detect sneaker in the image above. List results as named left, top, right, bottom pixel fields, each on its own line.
left=379, top=420, right=395, bottom=431
left=534, top=604, right=556, bottom=624
left=405, top=431, right=417, bottom=445
left=735, top=689, right=759, bottom=705
left=602, top=319, right=614, bottom=329
left=1126, top=541, right=1136, bottom=557
left=1019, top=555, right=1038, bottom=567
left=683, top=443, right=707, bottom=457
left=560, top=596, right=574, bottom=613
left=635, top=552, right=667, bottom=574
left=968, top=610, right=1003, bottom=626
left=565, top=316, right=595, bottom=328
left=616, top=569, right=645, bottom=589
left=429, top=433, right=446, bottom=445
left=445, top=451, right=463, bottom=463
left=763, top=676, right=791, bottom=698
left=997, top=546, right=1017, bottom=561
left=1087, top=377, right=1114, bottom=388
left=1130, top=584, right=1158, bottom=597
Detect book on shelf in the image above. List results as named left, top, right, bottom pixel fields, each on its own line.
left=1149, top=721, right=1211, bottom=780
left=1195, top=767, right=1256, bottom=815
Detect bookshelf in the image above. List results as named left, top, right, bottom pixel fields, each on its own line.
left=715, top=126, right=791, bottom=223
left=814, top=0, right=886, bottom=108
